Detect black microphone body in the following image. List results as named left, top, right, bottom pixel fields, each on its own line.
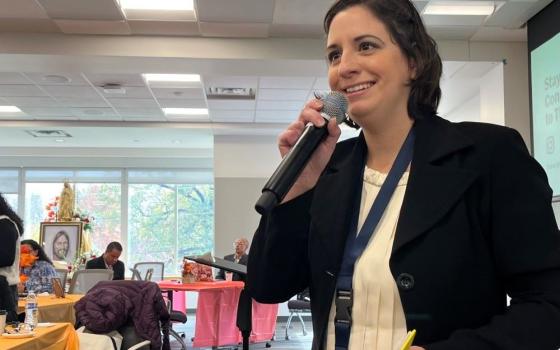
left=255, top=92, right=348, bottom=215
left=255, top=122, right=329, bottom=215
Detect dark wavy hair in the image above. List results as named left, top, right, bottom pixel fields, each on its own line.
left=324, top=0, right=442, bottom=126
left=0, top=192, right=23, bottom=234
left=21, top=239, right=53, bottom=265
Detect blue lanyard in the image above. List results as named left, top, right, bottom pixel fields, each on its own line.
left=334, top=128, right=415, bottom=350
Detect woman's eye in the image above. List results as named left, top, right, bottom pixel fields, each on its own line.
left=327, top=51, right=341, bottom=64
left=359, top=42, right=377, bottom=51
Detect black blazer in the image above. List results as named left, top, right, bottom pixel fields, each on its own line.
left=85, top=256, right=125, bottom=280
left=216, top=253, right=248, bottom=281
left=247, top=115, right=560, bottom=350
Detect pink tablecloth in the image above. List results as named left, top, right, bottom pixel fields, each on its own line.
left=158, top=281, right=278, bottom=348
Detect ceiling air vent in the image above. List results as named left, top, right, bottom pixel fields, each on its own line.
left=26, top=130, right=72, bottom=138
left=206, top=87, right=255, bottom=100
left=102, top=83, right=126, bottom=94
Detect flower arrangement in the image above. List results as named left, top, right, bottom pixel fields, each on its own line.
left=182, top=259, right=196, bottom=283
left=73, top=212, right=94, bottom=231
left=181, top=258, right=213, bottom=283
left=44, top=197, right=60, bottom=222
left=19, top=245, right=38, bottom=283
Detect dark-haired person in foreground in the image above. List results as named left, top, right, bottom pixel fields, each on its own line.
left=0, top=193, right=23, bottom=322
left=86, top=241, right=125, bottom=280
left=247, top=0, right=560, bottom=349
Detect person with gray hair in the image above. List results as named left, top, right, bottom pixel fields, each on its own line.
left=216, top=237, right=249, bottom=281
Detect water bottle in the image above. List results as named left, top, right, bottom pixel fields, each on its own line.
left=24, top=290, right=38, bottom=330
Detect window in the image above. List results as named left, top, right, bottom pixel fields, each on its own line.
left=0, top=169, right=19, bottom=211
left=10, top=167, right=213, bottom=276
left=128, top=183, right=214, bottom=275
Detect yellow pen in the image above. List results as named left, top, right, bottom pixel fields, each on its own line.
left=400, top=329, right=417, bottom=350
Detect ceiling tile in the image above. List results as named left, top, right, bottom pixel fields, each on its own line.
left=256, top=100, right=304, bottom=110
left=122, top=115, right=167, bottom=122
left=107, top=98, right=158, bottom=108
left=272, top=0, right=329, bottom=25
left=0, top=114, right=31, bottom=120
left=427, top=26, right=479, bottom=40
left=485, top=1, right=536, bottom=29
left=56, top=97, right=109, bottom=108
left=2, top=96, right=60, bottom=107
left=55, top=20, right=131, bottom=35
left=42, top=85, right=99, bottom=98
left=151, top=88, right=205, bottom=99
left=128, top=20, right=200, bottom=36
left=24, top=73, right=89, bottom=86
left=197, top=0, right=274, bottom=23
left=203, top=76, right=258, bottom=88
left=257, top=88, right=309, bottom=101
left=37, top=0, right=124, bottom=20
left=19, top=106, right=73, bottom=117
left=422, top=14, right=486, bottom=27
left=114, top=107, right=164, bottom=117
left=255, top=110, right=298, bottom=123
left=207, top=100, right=256, bottom=110
left=165, top=115, right=211, bottom=122
left=0, top=85, right=46, bottom=97
left=269, top=24, right=323, bottom=38
left=0, top=0, right=49, bottom=19
left=259, top=76, right=315, bottom=89
left=157, top=99, right=207, bottom=108
left=84, top=73, right=146, bottom=87
left=210, top=109, right=254, bottom=122
left=0, top=73, right=31, bottom=84
left=31, top=115, right=79, bottom=121
left=78, top=115, right=123, bottom=121
left=199, top=22, right=269, bottom=38
left=71, top=107, right=118, bottom=118
left=96, top=86, right=152, bottom=99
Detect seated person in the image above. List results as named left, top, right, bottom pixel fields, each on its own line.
left=19, top=239, right=58, bottom=294
left=216, top=237, right=249, bottom=281
left=85, top=242, right=125, bottom=280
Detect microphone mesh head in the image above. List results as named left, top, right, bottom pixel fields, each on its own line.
left=319, top=91, right=348, bottom=124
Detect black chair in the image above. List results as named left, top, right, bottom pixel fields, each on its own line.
left=0, top=275, right=17, bottom=322
left=285, top=290, right=311, bottom=340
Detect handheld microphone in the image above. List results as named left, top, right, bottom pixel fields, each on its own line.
left=255, top=91, right=348, bottom=215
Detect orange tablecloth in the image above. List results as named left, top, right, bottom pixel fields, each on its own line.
left=0, top=323, right=78, bottom=350
left=158, top=281, right=278, bottom=348
left=18, top=294, right=83, bottom=324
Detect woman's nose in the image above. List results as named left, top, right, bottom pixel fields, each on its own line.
left=338, top=51, right=360, bottom=78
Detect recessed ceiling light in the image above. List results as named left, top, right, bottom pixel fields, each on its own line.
left=143, top=74, right=202, bottom=89
left=163, top=108, right=208, bottom=116
left=0, top=106, right=22, bottom=113
left=172, top=139, right=182, bottom=144
left=55, top=139, right=65, bottom=143
left=143, top=74, right=200, bottom=83
left=423, top=1, right=496, bottom=16
left=119, top=0, right=194, bottom=11
left=42, top=75, right=71, bottom=84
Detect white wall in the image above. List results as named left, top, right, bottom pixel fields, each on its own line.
left=480, top=62, right=506, bottom=125
left=446, top=94, right=481, bottom=122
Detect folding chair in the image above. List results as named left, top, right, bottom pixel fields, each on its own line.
left=69, top=269, right=114, bottom=294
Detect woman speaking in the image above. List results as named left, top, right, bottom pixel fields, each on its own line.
left=247, top=0, right=560, bottom=349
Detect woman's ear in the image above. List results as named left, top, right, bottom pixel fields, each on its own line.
left=409, top=59, right=417, bottom=81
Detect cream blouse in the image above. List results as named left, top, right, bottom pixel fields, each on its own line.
left=326, top=167, right=409, bottom=350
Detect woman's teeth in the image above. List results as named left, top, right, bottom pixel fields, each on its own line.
left=345, top=82, right=373, bottom=93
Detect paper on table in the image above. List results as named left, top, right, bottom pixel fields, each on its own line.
left=399, top=329, right=417, bottom=350
left=37, top=323, right=56, bottom=327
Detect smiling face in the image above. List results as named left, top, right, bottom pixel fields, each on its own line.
left=326, top=5, right=415, bottom=129
left=53, top=231, right=69, bottom=260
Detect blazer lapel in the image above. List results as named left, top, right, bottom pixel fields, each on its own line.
left=310, top=134, right=366, bottom=269
left=393, top=116, right=478, bottom=253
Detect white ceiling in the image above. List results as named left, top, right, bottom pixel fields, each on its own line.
left=0, top=0, right=551, bottom=150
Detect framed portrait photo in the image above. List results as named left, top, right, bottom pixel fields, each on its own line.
left=40, top=222, right=82, bottom=264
